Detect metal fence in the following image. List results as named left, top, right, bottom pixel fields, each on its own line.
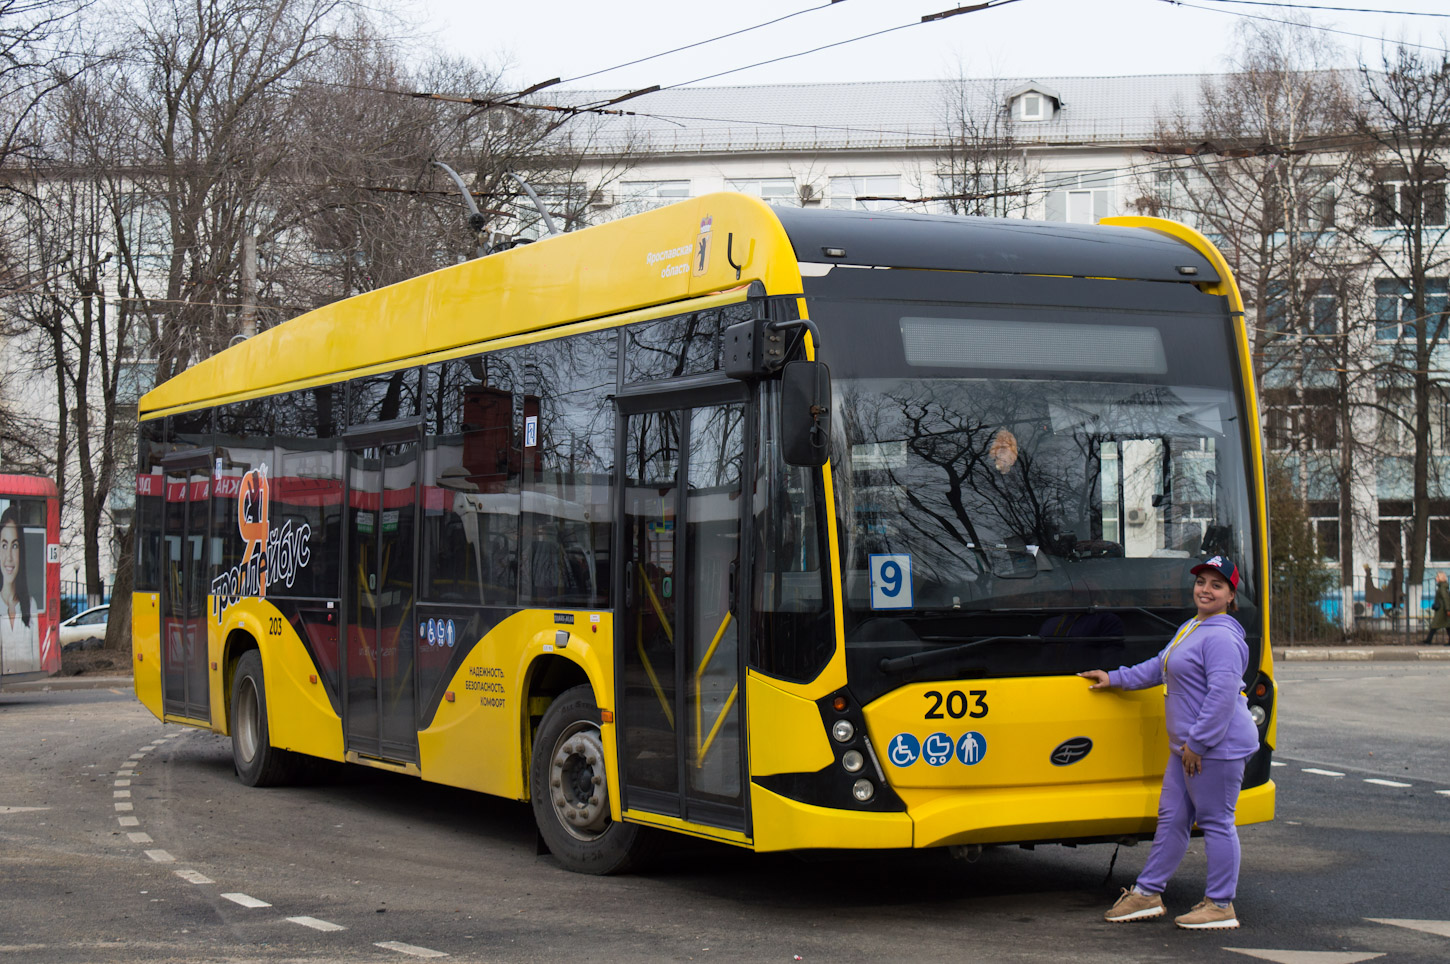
left=61, top=577, right=112, bottom=619
left=1273, top=567, right=1447, bottom=645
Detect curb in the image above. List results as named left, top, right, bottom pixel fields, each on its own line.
left=4, top=675, right=135, bottom=692
left=1275, top=647, right=1450, bottom=661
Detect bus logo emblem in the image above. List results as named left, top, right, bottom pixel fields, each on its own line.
left=1050, top=737, right=1092, bottom=766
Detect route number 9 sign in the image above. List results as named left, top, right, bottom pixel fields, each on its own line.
left=869, top=553, right=913, bottom=610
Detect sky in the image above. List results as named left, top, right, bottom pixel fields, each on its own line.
left=415, top=0, right=1446, bottom=93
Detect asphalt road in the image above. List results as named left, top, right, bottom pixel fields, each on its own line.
left=1, top=665, right=1446, bottom=963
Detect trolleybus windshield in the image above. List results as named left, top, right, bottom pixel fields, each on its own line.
left=811, top=274, right=1259, bottom=697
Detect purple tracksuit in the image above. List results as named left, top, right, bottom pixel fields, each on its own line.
left=1108, top=613, right=1259, bottom=902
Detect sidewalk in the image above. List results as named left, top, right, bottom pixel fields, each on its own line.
left=1274, top=645, right=1450, bottom=661
left=4, top=674, right=135, bottom=692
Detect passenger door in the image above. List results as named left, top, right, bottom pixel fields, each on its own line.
left=160, top=454, right=212, bottom=721
left=617, top=387, right=750, bottom=832
left=342, top=430, right=421, bottom=763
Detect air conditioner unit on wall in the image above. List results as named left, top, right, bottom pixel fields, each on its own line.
left=798, top=183, right=817, bottom=202
left=1126, top=507, right=1150, bottom=526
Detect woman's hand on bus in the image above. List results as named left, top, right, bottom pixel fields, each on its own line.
left=1078, top=669, right=1111, bottom=690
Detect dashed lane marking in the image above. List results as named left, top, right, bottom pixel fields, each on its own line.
left=115, top=802, right=133, bottom=811
left=114, top=779, right=130, bottom=787
left=1437, top=790, right=1450, bottom=797
left=221, top=893, right=272, bottom=909
left=117, top=816, right=139, bottom=827
left=114, top=790, right=131, bottom=798
left=1363, top=779, right=1413, bottom=788
left=1367, top=919, right=1450, bottom=938
left=289, top=916, right=346, bottom=932
left=0, top=806, right=50, bottom=814
left=175, top=870, right=214, bottom=885
left=127, top=832, right=153, bottom=844
left=144, top=850, right=175, bottom=863
left=1223, top=951, right=1384, bottom=963
left=1302, top=768, right=1345, bottom=777
left=128, top=753, right=146, bottom=760
left=375, top=942, right=449, bottom=959
left=1271, top=761, right=1287, bottom=767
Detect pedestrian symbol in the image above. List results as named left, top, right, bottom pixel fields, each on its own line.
left=923, top=732, right=954, bottom=766
left=888, top=733, right=921, bottom=768
left=956, top=731, right=987, bottom=766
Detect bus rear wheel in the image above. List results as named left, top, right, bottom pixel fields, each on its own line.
left=230, top=650, right=299, bottom=787
left=530, top=684, right=652, bottom=874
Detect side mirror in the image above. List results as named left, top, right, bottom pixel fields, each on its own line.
left=781, top=360, right=831, bottom=467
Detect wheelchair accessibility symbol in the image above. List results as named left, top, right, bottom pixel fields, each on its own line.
left=923, top=732, right=954, bottom=766
left=956, top=731, right=988, bottom=765
left=887, top=733, right=921, bottom=767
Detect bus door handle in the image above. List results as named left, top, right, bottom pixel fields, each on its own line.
left=625, top=562, right=634, bottom=608
left=728, top=560, right=738, bottom=609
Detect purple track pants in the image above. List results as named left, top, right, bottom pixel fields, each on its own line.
left=1136, top=753, right=1249, bottom=902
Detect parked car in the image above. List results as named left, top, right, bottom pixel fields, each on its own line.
left=59, top=605, right=109, bottom=651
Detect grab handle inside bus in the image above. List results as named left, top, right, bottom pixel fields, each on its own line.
left=781, top=360, right=831, bottom=467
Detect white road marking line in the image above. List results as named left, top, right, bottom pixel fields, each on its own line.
left=117, top=770, right=134, bottom=777
left=128, top=753, right=146, bottom=759
left=1436, top=790, right=1450, bottom=797
left=221, top=893, right=272, bottom=909
left=288, top=916, right=346, bottom=932
left=1271, top=762, right=1287, bottom=767
left=127, top=832, right=153, bottom=844
left=1363, top=778, right=1412, bottom=788
left=114, top=779, right=131, bottom=787
left=1302, top=768, right=1345, bottom=777
left=1367, top=918, right=1450, bottom=938
left=1224, top=950, right=1385, bottom=963
left=0, top=806, right=50, bottom=814
left=144, top=850, right=175, bottom=863
left=117, top=816, right=139, bottom=827
left=174, top=869, right=213, bottom=885
left=114, top=790, right=131, bottom=798
left=115, top=802, right=134, bottom=811
left=375, top=941, right=448, bottom=959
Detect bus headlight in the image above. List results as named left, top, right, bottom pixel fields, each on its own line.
left=841, top=749, right=864, bottom=773
left=852, top=779, right=875, bottom=802
left=832, top=720, right=855, bottom=743
left=1249, top=705, right=1267, bottom=727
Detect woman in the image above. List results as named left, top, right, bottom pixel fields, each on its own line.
left=0, top=506, right=40, bottom=672
left=1424, top=571, right=1450, bottom=645
left=1078, top=555, right=1259, bottom=931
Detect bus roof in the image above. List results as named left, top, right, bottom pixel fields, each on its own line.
left=139, top=194, right=1222, bottom=418
left=0, top=474, right=59, bottom=498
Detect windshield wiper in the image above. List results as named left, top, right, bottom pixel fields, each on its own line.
left=879, top=635, right=1022, bottom=676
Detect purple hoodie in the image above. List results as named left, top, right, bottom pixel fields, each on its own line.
left=1108, top=613, right=1260, bottom=760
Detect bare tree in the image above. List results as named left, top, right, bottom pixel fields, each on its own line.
left=1342, top=43, right=1450, bottom=591
left=935, top=71, right=1037, bottom=217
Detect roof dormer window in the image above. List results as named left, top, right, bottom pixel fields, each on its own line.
left=1007, top=83, right=1061, bottom=123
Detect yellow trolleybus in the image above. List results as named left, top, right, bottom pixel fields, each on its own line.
left=132, top=194, right=1275, bottom=873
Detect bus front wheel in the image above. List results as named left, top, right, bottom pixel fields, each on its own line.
left=230, top=650, right=298, bottom=787
left=530, top=684, right=652, bottom=874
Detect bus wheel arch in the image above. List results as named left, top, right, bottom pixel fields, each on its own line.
left=528, top=680, right=653, bottom=875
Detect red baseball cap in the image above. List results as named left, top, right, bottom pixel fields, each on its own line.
left=1191, top=555, right=1240, bottom=590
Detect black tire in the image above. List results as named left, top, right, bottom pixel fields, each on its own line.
left=230, top=650, right=299, bottom=787
left=530, top=684, right=653, bottom=874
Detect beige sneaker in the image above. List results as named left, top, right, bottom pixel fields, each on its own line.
left=1174, top=898, right=1240, bottom=930
left=1104, top=887, right=1165, bottom=922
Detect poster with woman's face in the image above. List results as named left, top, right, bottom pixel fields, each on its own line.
left=0, top=496, right=48, bottom=674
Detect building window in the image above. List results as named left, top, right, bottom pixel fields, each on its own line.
left=619, top=180, right=691, bottom=211
left=1262, top=387, right=1337, bottom=450
left=828, top=175, right=901, bottom=212
left=1372, top=168, right=1447, bottom=228
left=1379, top=517, right=1404, bottom=564
left=1431, top=518, right=1450, bottom=563
left=1020, top=93, right=1045, bottom=120
left=727, top=178, right=798, bottom=205
left=1042, top=172, right=1116, bottom=223
left=1376, top=277, right=1449, bottom=341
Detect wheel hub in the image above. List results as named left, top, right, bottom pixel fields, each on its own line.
left=548, top=722, right=609, bottom=840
